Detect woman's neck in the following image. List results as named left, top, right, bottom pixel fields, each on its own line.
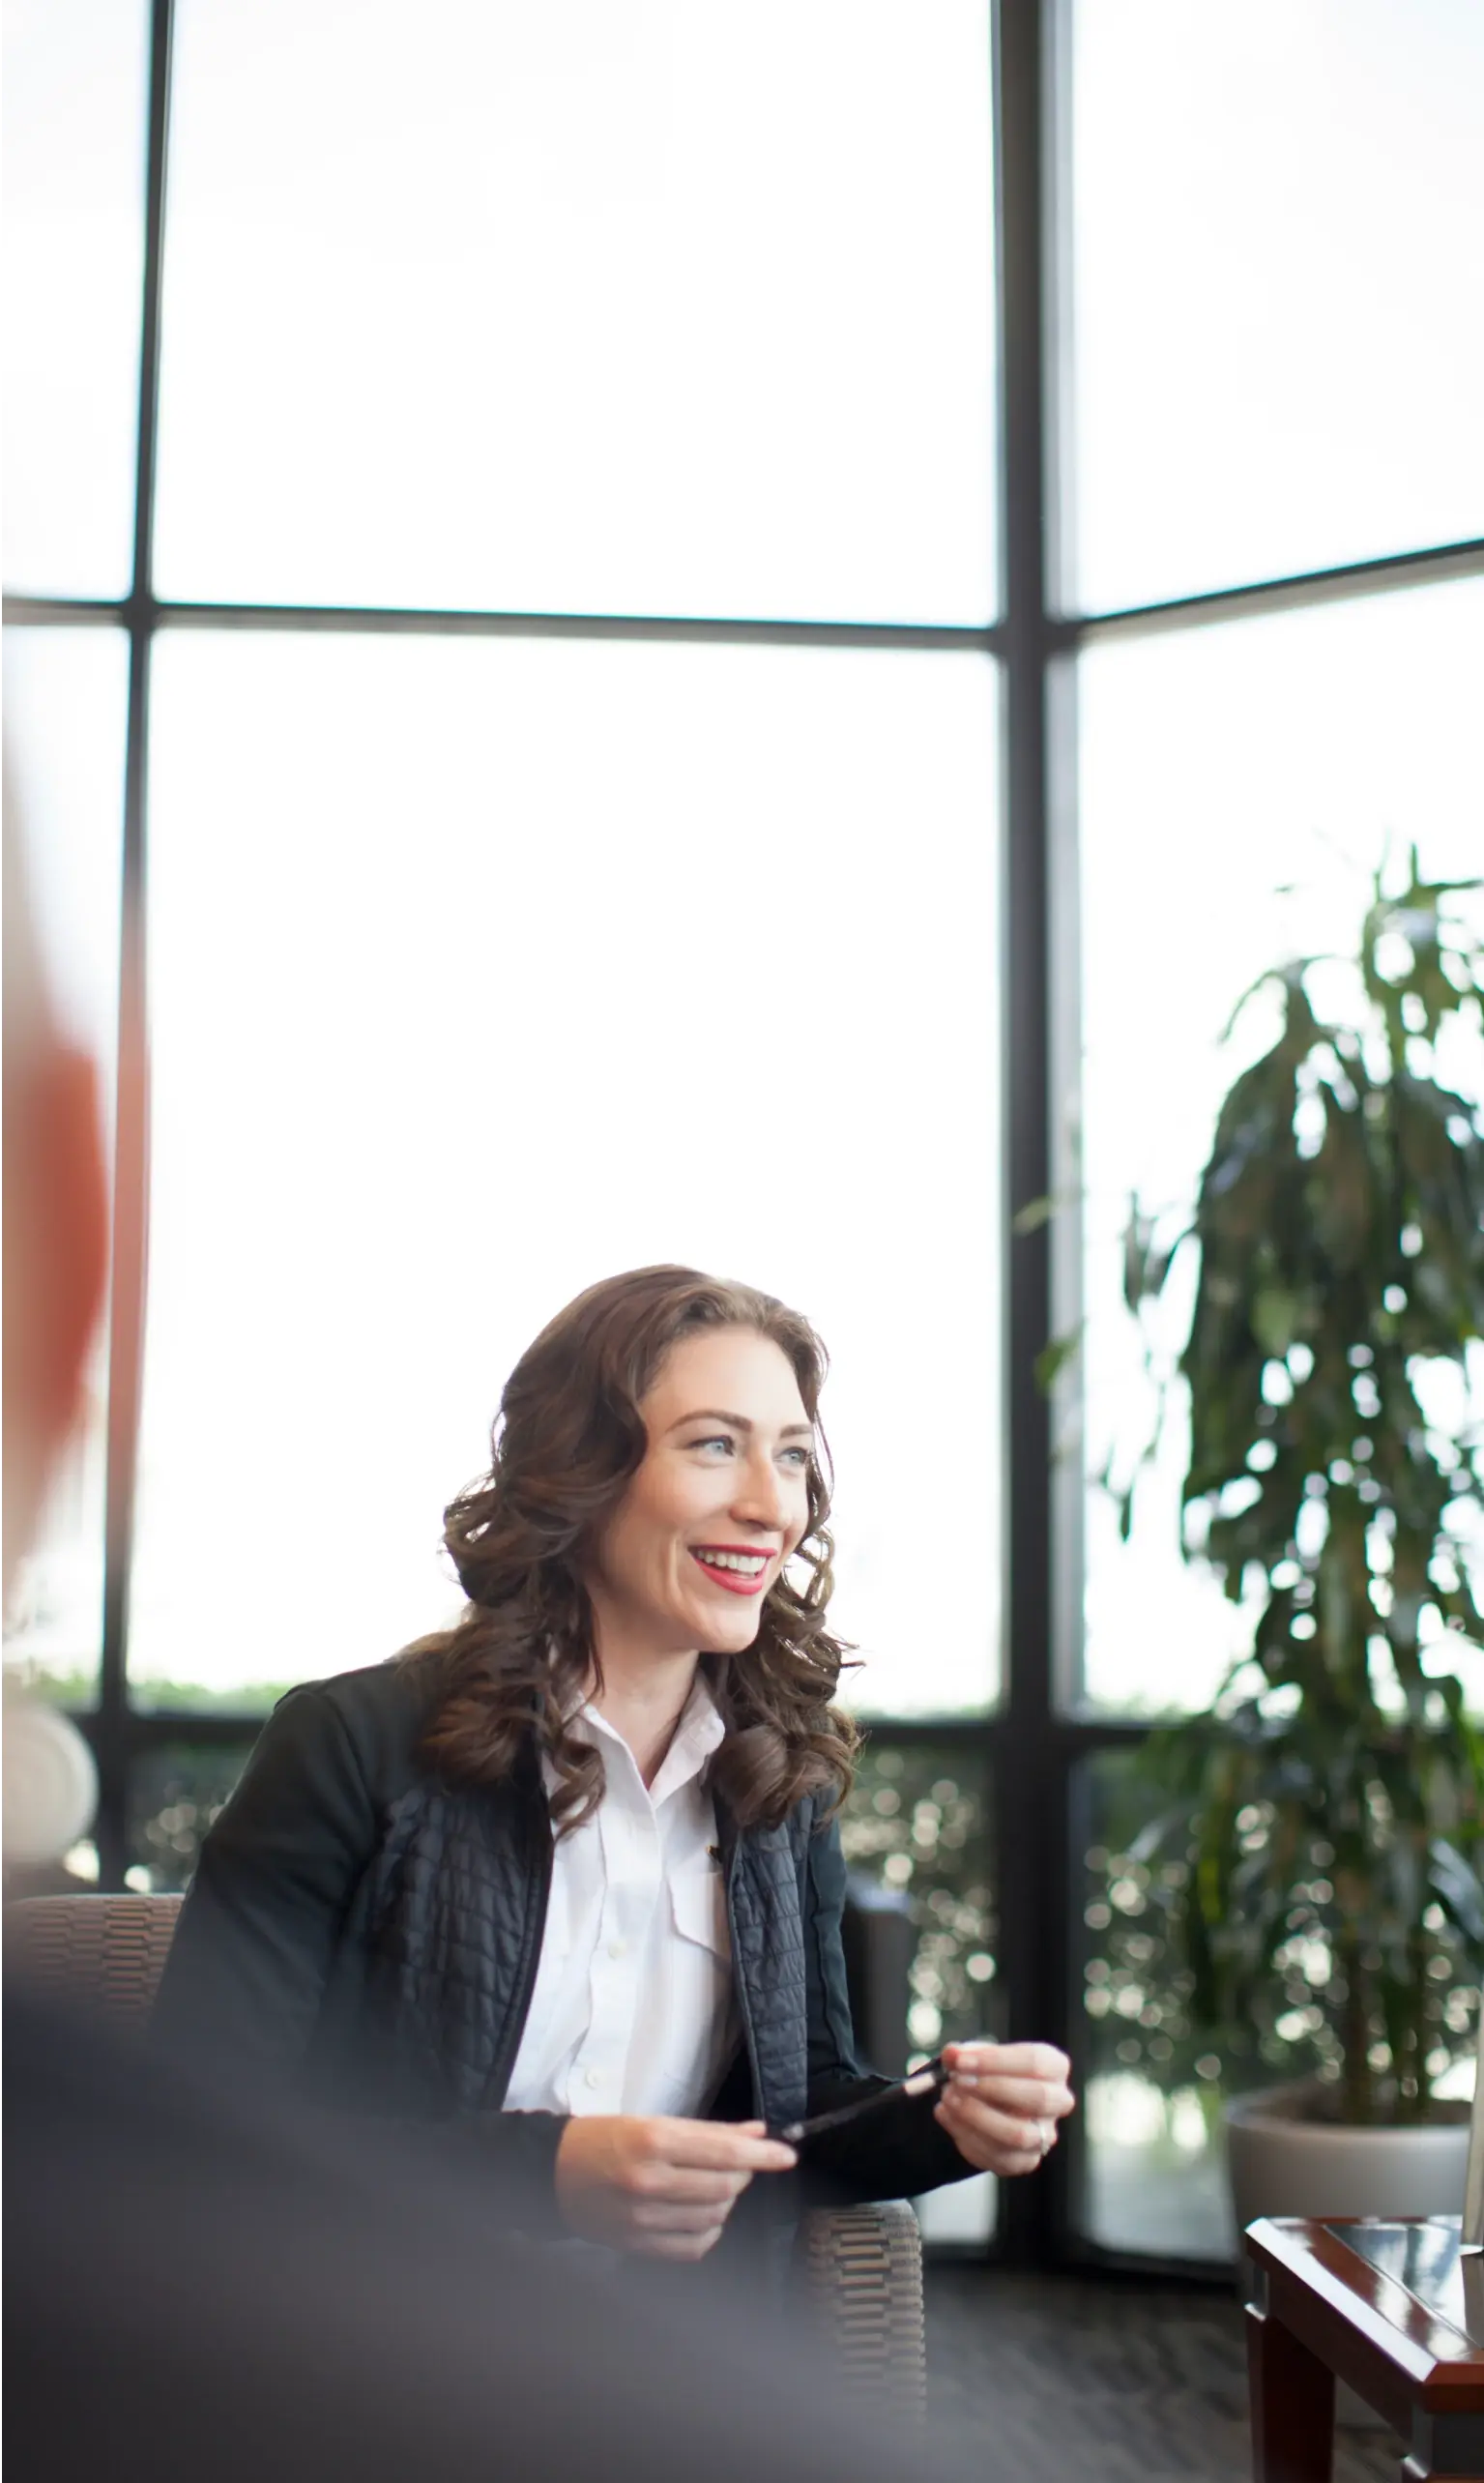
left=587, top=1638, right=702, bottom=1789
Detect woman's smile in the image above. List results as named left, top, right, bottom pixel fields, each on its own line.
left=687, top=1545, right=775, bottom=1595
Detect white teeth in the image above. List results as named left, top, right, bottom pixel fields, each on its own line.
left=695, top=1549, right=768, bottom=1574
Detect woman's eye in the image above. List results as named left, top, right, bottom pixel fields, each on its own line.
left=691, top=1435, right=735, bottom=1456
left=780, top=1447, right=811, bottom=1470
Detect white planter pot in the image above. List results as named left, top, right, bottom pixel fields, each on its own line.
left=1225, top=2081, right=1470, bottom=2234
left=1224, top=2081, right=1471, bottom=2430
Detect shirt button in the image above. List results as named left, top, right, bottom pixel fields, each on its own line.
left=607, top=1938, right=628, bottom=1960
left=584, top=2066, right=604, bottom=2090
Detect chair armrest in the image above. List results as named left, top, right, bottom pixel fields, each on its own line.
left=794, top=2199, right=925, bottom=2417
left=5, top=1894, right=184, bottom=2032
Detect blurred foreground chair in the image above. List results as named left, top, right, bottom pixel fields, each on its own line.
left=6, top=1892, right=925, bottom=2414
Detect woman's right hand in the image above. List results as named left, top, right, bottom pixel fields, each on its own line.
left=554, top=2116, right=797, bottom=2261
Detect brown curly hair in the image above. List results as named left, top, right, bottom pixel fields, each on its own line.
left=401, top=1265, right=858, bottom=1833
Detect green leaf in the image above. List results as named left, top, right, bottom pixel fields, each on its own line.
left=1430, top=1840, right=1484, bottom=1945
left=1033, top=1324, right=1084, bottom=1394
left=1121, top=1195, right=1187, bottom=1313
left=1012, top=1191, right=1069, bottom=1237
left=1251, top=1287, right=1299, bottom=1358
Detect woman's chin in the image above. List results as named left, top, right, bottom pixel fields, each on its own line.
left=682, top=1600, right=763, bottom=1654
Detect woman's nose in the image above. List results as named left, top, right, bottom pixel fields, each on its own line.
left=733, top=1453, right=786, bottom=1531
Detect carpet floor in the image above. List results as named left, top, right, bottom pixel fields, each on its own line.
left=925, top=2266, right=1398, bottom=2482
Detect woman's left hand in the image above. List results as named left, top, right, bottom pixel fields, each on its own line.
left=933, top=2041, right=1075, bottom=2176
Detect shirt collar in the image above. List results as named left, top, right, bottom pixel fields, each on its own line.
left=574, top=1670, right=725, bottom=1806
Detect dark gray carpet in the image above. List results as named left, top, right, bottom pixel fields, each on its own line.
left=925, top=2267, right=1397, bottom=2481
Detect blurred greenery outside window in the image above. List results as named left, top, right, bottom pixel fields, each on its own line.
left=1081, top=1716, right=1484, bottom=2264
left=125, top=1734, right=1000, bottom=2041
left=840, top=1740, right=999, bottom=2061
left=127, top=1742, right=254, bottom=1894
left=1079, top=1751, right=1237, bottom=2261
left=839, top=1739, right=999, bottom=2245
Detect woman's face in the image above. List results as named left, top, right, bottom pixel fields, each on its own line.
left=586, top=1325, right=814, bottom=1662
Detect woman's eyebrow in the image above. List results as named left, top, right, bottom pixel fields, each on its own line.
left=667, top=1408, right=814, bottom=1441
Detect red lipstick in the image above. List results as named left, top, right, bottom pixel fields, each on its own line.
left=688, top=1546, right=774, bottom=1597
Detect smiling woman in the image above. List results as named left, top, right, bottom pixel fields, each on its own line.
left=408, top=1265, right=859, bottom=1838
left=150, top=1263, right=1073, bottom=2264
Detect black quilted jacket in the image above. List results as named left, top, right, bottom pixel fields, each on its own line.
left=151, top=1662, right=970, bottom=2235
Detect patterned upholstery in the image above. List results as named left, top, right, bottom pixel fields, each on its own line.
left=7, top=1892, right=184, bottom=2033
left=798, top=2196, right=926, bottom=2419
left=6, top=1891, right=926, bottom=2410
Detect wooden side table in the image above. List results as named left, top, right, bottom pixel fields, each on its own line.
left=1246, top=2217, right=1484, bottom=2482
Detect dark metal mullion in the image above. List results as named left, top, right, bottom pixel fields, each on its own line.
left=993, top=0, right=1070, bottom=2273
left=0, top=592, right=999, bottom=655
left=857, top=1715, right=1154, bottom=1751
left=117, top=1711, right=271, bottom=1753
left=77, top=1712, right=263, bottom=1762
left=10, top=529, right=1483, bottom=643
left=4, top=597, right=129, bottom=626
left=1061, top=533, right=1484, bottom=644
left=155, top=602, right=997, bottom=653
left=12, top=523, right=1484, bottom=645
left=97, top=0, right=174, bottom=1889
left=111, top=1707, right=1153, bottom=1750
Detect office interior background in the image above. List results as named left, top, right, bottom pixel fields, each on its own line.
left=4, top=0, right=1482, bottom=2279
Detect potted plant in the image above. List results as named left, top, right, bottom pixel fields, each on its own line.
left=1106, top=851, right=1484, bottom=2236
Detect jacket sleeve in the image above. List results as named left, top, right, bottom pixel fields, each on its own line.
left=149, top=1685, right=571, bottom=2228
left=150, top=1684, right=383, bottom=2079
left=798, top=1803, right=970, bottom=2203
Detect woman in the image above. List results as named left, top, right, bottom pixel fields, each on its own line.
left=153, top=1266, right=1074, bottom=2262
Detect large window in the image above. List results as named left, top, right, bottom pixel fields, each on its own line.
left=133, top=629, right=1000, bottom=1718
left=2, top=0, right=149, bottom=596
left=1076, top=579, right=1484, bottom=1723
left=1062, top=0, right=1484, bottom=2261
left=1068, top=0, right=1484, bottom=609
left=6, top=0, right=1480, bottom=2273
left=153, top=0, right=997, bottom=623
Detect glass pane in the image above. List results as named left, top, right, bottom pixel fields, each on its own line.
left=840, top=1738, right=997, bottom=2244
left=133, top=633, right=1000, bottom=1714
left=154, top=0, right=995, bottom=623
left=1077, top=1749, right=1234, bottom=2261
left=1075, top=580, right=1484, bottom=1717
left=2, top=628, right=129, bottom=1700
left=1069, top=1, right=1484, bottom=611
left=1078, top=1741, right=1483, bottom=2262
left=2, top=0, right=149, bottom=596
left=127, top=1738, right=253, bottom=1893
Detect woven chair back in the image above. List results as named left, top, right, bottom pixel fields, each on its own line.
left=7, top=1892, right=184, bottom=2034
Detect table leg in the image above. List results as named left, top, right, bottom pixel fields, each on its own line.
left=1246, top=2303, right=1335, bottom=2483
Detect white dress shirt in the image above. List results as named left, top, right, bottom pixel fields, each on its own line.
left=502, top=1675, right=739, bottom=2120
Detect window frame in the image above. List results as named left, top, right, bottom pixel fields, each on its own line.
left=5, top=0, right=1482, bottom=2277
